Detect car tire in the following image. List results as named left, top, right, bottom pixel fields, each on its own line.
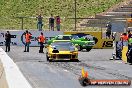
left=70, top=59, right=79, bottom=62
left=46, top=53, right=49, bottom=61
left=86, top=48, right=92, bottom=52
left=77, top=45, right=82, bottom=51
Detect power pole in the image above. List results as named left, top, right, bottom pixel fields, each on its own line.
left=75, top=0, right=77, bottom=31
left=16, top=17, right=26, bottom=30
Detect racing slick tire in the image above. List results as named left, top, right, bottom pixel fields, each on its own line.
left=86, top=48, right=92, bottom=52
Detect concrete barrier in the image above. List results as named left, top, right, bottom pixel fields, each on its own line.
left=0, top=48, right=32, bottom=88
left=0, top=60, right=8, bottom=88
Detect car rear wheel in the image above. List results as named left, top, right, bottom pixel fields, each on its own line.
left=86, top=48, right=92, bottom=52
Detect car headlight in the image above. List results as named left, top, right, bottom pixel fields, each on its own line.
left=87, top=42, right=95, bottom=45
left=70, top=47, right=75, bottom=52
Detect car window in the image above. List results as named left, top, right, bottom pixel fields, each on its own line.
left=72, top=35, right=79, bottom=39
left=56, top=35, right=63, bottom=40
left=56, top=35, right=71, bottom=40
left=51, top=42, right=73, bottom=46
left=83, top=35, right=93, bottom=40
left=63, top=36, right=71, bottom=40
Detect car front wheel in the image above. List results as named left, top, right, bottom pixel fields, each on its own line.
left=86, top=48, right=92, bottom=52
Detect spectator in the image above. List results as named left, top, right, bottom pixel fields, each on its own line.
left=56, top=15, right=61, bottom=31
left=110, top=32, right=123, bottom=60
left=24, top=30, right=32, bottom=52
left=5, top=31, right=11, bottom=52
left=38, top=32, right=46, bottom=53
left=49, top=14, right=54, bottom=31
left=127, top=48, right=132, bottom=65
left=106, top=22, right=112, bottom=39
left=36, top=14, right=43, bottom=31
left=128, top=30, right=132, bottom=50
left=128, top=30, right=132, bottom=38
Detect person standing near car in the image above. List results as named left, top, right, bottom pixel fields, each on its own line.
left=38, top=32, right=46, bottom=53
left=5, top=31, right=11, bottom=52
left=24, top=30, right=32, bottom=52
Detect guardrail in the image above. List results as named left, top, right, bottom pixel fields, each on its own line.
left=0, top=48, right=32, bottom=88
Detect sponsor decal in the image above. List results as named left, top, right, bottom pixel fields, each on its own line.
left=102, top=41, right=113, bottom=47
left=79, top=67, right=131, bottom=86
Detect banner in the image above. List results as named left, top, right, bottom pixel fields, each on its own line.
left=0, top=30, right=113, bottom=48
left=0, top=30, right=63, bottom=46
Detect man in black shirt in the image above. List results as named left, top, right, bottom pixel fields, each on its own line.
left=5, top=31, right=11, bottom=52
left=106, top=22, right=112, bottom=39
left=49, top=14, right=54, bottom=31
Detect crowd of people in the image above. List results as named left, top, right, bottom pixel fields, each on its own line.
left=36, top=14, right=61, bottom=31
left=5, top=30, right=46, bottom=53
left=111, top=30, right=132, bottom=64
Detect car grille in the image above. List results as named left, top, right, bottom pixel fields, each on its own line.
left=51, top=54, right=77, bottom=59
left=87, top=42, right=95, bottom=46
left=58, top=54, right=71, bottom=59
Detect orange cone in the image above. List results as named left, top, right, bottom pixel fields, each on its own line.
left=85, top=71, right=88, bottom=78
left=81, top=67, right=85, bottom=77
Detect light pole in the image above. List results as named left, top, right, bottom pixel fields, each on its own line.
left=75, top=0, right=77, bottom=31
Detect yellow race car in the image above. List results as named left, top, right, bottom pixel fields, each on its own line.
left=46, top=40, right=78, bottom=61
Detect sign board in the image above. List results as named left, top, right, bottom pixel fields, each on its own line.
left=0, top=30, right=63, bottom=46
left=111, top=22, right=125, bottom=32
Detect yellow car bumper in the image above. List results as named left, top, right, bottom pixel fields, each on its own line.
left=48, top=51, right=78, bottom=61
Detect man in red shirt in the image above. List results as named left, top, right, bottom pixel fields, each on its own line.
left=56, top=16, right=61, bottom=31
left=24, top=30, right=32, bottom=52
left=38, top=32, right=46, bottom=53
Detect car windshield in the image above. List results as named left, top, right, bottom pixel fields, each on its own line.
left=51, top=42, right=74, bottom=51
left=72, top=35, right=79, bottom=39
left=56, top=35, right=71, bottom=40
left=83, top=35, right=93, bottom=40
